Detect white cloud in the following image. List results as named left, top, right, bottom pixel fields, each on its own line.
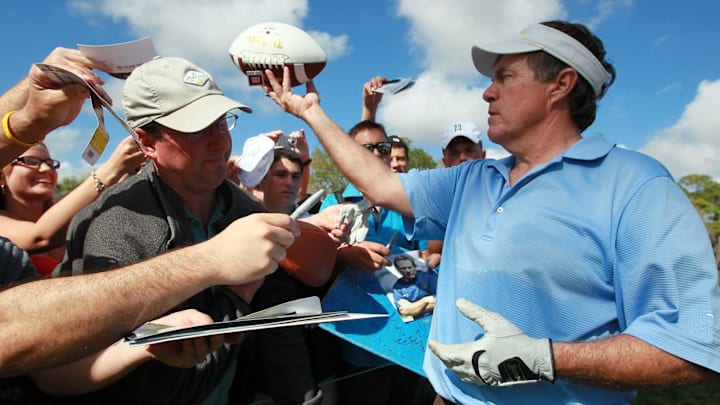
left=640, top=78, right=720, bottom=180
left=376, top=71, right=488, bottom=145
left=67, top=0, right=344, bottom=77
left=584, top=0, right=635, bottom=30
left=379, top=0, right=564, bottom=151
left=396, top=0, right=565, bottom=78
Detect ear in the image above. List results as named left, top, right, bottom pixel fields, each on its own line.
left=549, top=67, right=578, bottom=103
left=135, top=128, right=158, bottom=160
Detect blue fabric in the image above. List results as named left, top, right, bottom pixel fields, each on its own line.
left=400, top=134, right=720, bottom=404
left=323, top=183, right=420, bottom=367
left=392, top=270, right=438, bottom=307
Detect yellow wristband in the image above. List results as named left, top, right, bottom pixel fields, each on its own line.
left=3, top=111, right=37, bottom=148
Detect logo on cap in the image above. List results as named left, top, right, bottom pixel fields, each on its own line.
left=184, top=71, right=209, bottom=86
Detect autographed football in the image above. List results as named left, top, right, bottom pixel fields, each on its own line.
left=229, top=21, right=327, bottom=87
left=280, top=221, right=337, bottom=287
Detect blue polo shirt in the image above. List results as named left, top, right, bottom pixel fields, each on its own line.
left=400, top=134, right=720, bottom=404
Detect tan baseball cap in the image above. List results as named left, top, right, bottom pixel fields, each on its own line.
left=123, top=56, right=252, bottom=132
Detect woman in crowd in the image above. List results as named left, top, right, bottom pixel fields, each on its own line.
left=0, top=135, right=144, bottom=275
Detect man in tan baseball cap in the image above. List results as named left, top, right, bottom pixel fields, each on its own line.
left=57, top=56, right=270, bottom=404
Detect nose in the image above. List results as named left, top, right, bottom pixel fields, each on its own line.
left=38, top=161, right=54, bottom=171
left=483, top=81, right=496, bottom=102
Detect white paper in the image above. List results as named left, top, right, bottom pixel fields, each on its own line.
left=78, top=37, right=157, bottom=79
left=374, top=78, right=415, bottom=94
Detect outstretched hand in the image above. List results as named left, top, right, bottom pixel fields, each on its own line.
left=428, top=299, right=555, bottom=387
left=262, top=67, right=320, bottom=119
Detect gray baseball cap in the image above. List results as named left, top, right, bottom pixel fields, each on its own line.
left=123, top=56, right=252, bottom=132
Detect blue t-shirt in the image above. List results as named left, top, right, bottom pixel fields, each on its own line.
left=393, top=270, right=438, bottom=307
left=400, top=134, right=720, bottom=404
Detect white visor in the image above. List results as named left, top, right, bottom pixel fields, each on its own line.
left=471, top=23, right=610, bottom=96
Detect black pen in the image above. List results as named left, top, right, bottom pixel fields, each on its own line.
left=383, top=78, right=401, bottom=84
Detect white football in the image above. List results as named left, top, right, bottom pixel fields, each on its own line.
left=229, top=22, right=327, bottom=87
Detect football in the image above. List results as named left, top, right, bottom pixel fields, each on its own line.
left=229, top=21, right=327, bottom=87
left=280, top=221, right=337, bottom=287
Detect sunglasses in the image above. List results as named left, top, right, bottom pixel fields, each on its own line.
left=362, top=141, right=392, bottom=155
left=12, top=156, right=61, bottom=169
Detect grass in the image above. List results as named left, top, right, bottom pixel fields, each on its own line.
left=632, top=382, right=720, bottom=404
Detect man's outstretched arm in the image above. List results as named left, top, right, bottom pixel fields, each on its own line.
left=263, top=68, right=413, bottom=217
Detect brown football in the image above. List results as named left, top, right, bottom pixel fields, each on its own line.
left=280, top=221, right=337, bottom=287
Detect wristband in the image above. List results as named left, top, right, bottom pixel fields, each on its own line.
left=3, top=111, right=37, bottom=148
left=92, top=170, right=107, bottom=193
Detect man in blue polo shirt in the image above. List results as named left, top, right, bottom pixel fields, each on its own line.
left=263, top=19, right=720, bottom=405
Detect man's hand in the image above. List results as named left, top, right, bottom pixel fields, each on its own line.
left=336, top=241, right=390, bottom=273
left=262, top=67, right=320, bottom=120
left=12, top=48, right=108, bottom=141
left=428, top=299, right=555, bottom=387
left=301, top=205, right=350, bottom=243
left=361, top=76, right=385, bottom=121
left=145, top=309, right=225, bottom=368
left=202, top=213, right=300, bottom=285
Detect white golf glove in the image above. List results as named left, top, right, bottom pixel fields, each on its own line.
left=338, top=199, right=373, bottom=244
left=428, top=299, right=555, bottom=387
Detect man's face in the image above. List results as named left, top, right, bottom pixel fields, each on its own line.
left=354, top=128, right=391, bottom=167
left=396, top=258, right=417, bottom=282
left=390, top=146, right=409, bottom=173
left=482, top=54, right=552, bottom=147
left=255, top=156, right=302, bottom=214
left=442, top=137, right=485, bottom=167
left=146, top=116, right=232, bottom=195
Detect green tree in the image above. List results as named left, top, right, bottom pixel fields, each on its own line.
left=678, top=174, right=720, bottom=267
left=56, top=176, right=85, bottom=198
left=307, top=148, right=346, bottom=194
left=307, top=139, right=439, bottom=193
left=403, top=136, right=438, bottom=170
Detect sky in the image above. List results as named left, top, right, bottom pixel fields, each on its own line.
left=2, top=0, right=720, bottom=182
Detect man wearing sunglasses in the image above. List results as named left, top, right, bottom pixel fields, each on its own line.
left=54, top=57, right=270, bottom=404
left=317, top=119, right=428, bottom=404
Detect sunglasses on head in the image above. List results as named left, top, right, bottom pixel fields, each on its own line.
left=362, top=141, right=392, bottom=155
left=12, top=156, right=61, bottom=169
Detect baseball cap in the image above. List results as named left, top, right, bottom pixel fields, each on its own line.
left=389, top=135, right=407, bottom=147
left=123, top=56, right=252, bottom=132
left=236, top=134, right=275, bottom=188
left=471, top=23, right=610, bottom=96
left=441, top=121, right=481, bottom=150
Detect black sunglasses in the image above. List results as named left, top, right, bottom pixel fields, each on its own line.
left=362, top=141, right=392, bottom=155
left=12, top=156, right=61, bottom=169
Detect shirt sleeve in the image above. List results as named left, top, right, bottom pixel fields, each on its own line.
left=615, top=176, right=720, bottom=372
left=399, top=167, right=461, bottom=241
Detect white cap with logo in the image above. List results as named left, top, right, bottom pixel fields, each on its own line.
left=441, top=121, right=481, bottom=150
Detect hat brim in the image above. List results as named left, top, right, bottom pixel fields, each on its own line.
left=471, top=41, right=541, bottom=78
left=155, top=94, right=252, bottom=133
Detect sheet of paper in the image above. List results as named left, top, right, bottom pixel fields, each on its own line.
left=374, top=78, right=415, bottom=94
left=125, top=296, right=387, bottom=345
left=78, top=37, right=157, bottom=79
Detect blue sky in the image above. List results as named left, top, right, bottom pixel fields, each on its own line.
left=3, top=0, right=719, bottom=181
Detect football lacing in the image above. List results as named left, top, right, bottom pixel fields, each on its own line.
left=241, top=53, right=288, bottom=68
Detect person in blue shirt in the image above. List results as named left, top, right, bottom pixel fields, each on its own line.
left=263, top=19, right=720, bottom=405
left=392, top=254, right=437, bottom=318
